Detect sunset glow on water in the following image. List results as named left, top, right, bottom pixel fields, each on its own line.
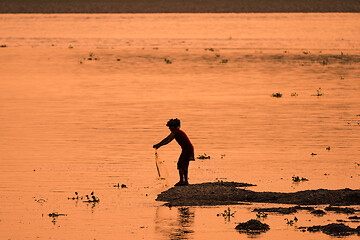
left=0, top=13, right=359, bottom=239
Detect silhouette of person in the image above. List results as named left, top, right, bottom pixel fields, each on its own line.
left=153, top=118, right=194, bottom=186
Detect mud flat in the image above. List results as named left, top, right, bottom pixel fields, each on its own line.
left=156, top=182, right=360, bottom=206
left=0, top=0, right=360, bottom=13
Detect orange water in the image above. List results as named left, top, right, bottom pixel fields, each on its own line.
left=0, top=13, right=359, bottom=239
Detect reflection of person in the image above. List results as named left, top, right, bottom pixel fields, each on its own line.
left=154, top=206, right=195, bottom=240
left=153, top=118, right=194, bottom=186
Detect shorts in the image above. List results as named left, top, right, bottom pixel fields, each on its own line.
left=177, top=150, right=194, bottom=170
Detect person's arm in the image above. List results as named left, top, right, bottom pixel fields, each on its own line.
left=153, top=133, right=175, bottom=149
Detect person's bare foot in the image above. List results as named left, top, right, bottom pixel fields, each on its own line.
left=174, top=181, right=189, bottom=186
left=174, top=181, right=183, bottom=186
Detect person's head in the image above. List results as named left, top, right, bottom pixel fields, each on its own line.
left=166, top=118, right=180, bottom=131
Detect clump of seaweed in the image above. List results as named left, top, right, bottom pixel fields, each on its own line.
left=291, top=92, right=298, bottom=96
left=84, top=191, right=100, bottom=203
left=292, top=176, right=309, bottom=183
left=1, top=44, right=8, bottom=48
left=256, top=211, right=268, bottom=220
left=272, top=92, right=282, bottom=98
left=87, top=52, right=99, bottom=61
left=68, top=191, right=100, bottom=203
left=220, top=59, right=228, bottom=63
left=197, top=153, right=210, bottom=159
left=204, top=48, right=215, bottom=52
left=114, top=183, right=127, bottom=188
left=311, top=88, right=323, bottom=96
left=68, top=192, right=82, bottom=200
left=164, top=58, right=172, bottom=64
left=284, top=217, right=298, bottom=226
left=217, top=207, right=236, bottom=221
left=48, top=212, right=67, bottom=217
left=235, top=219, right=270, bottom=234
left=48, top=212, right=67, bottom=224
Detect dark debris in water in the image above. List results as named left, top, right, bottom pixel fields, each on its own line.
left=156, top=182, right=360, bottom=206
left=217, top=207, right=236, bottom=221
left=303, top=223, right=360, bottom=236
left=68, top=191, right=100, bottom=203
left=48, top=212, right=67, bottom=217
left=114, top=183, right=127, bottom=188
left=336, top=219, right=360, bottom=223
left=271, top=92, right=282, bottom=98
left=325, top=206, right=356, bottom=214
left=253, top=207, right=298, bottom=214
left=253, top=206, right=315, bottom=215
left=292, top=176, right=309, bottom=183
left=235, top=219, right=270, bottom=234
left=311, top=209, right=326, bottom=216
left=196, top=153, right=210, bottom=159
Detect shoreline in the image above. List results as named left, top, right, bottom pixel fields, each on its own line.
left=1, top=0, right=360, bottom=13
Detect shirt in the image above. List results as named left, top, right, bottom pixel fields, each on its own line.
left=171, top=129, right=194, bottom=153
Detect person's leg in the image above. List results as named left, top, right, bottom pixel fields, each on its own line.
left=179, top=168, right=184, bottom=183
left=175, top=160, right=184, bottom=186
left=183, top=160, right=189, bottom=184
left=175, top=152, right=190, bottom=186
left=183, top=169, right=188, bottom=184
left=176, top=168, right=188, bottom=186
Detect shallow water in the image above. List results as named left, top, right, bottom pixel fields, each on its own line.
left=0, top=13, right=360, bottom=239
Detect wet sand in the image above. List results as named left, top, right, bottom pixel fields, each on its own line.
left=156, top=181, right=360, bottom=206
left=0, top=0, right=360, bottom=13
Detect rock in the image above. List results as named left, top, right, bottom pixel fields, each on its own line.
left=321, top=223, right=357, bottom=236
left=235, top=219, right=270, bottom=234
